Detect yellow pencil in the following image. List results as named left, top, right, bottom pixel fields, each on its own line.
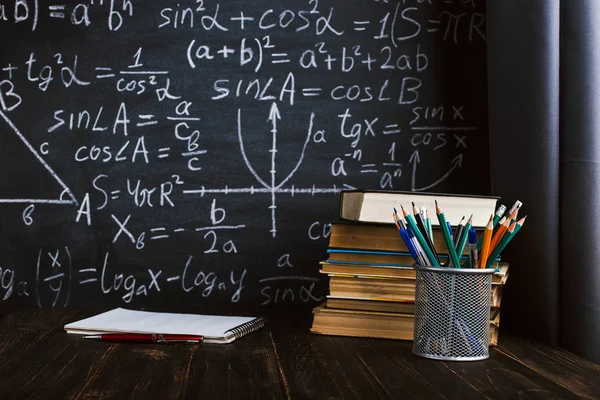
left=478, top=215, right=494, bottom=268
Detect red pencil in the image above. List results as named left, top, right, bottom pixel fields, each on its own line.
left=82, top=333, right=203, bottom=343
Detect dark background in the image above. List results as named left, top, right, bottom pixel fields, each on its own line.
left=0, top=0, right=488, bottom=314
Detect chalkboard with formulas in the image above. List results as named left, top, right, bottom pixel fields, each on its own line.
left=0, top=0, right=489, bottom=312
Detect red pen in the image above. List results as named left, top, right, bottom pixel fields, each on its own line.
left=82, top=333, right=203, bottom=343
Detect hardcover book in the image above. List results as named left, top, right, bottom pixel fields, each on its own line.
left=339, top=190, right=499, bottom=228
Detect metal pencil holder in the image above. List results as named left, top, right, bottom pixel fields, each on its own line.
left=412, top=265, right=495, bottom=361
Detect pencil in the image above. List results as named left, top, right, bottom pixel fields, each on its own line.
left=413, top=202, right=439, bottom=263
left=435, top=200, right=461, bottom=268
left=486, top=215, right=527, bottom=268
left=453, top=216, right=466, bottom=248
left=402, top=205, right=439, bottom=266
left=421, top=206, right=432, bottom=241
left=425, top=209, right=434, bottom=242
left=399, top=228, right=420, bottom=264
left=507, top=207, right=519, bottom=222
left=478, top=215, right=494, bottom=268
left=492, top=204, right=507, bottom=226
left=407, top=226, right=429, bottom=265
left=489, top=217, right=510, bottom=252
left=506, top=200, right=522, bottom=217
left=479, top=216, right=505, bottom=252
left=478, top=204, right=506, bottom=250
left=456, top=214, right=473, bottom=260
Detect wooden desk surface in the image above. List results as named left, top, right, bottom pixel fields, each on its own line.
left=0, top=309, right=599, bottom=400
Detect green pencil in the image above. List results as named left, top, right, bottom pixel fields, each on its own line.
left=401, top=206, right=439, bottom=266
left=455, top=214, right=473, bottom=264
left=435, top=201, right=461, bottom=268
left=478, top=204, right=506, bottom=250
left=486, top=216, right=526, bottom=268
left=426, top=210, right=434, bottom=242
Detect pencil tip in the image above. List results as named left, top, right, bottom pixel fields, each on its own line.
left=518, top=215, right=527, bottom=224
left=468, top=214, right=473, bottom=223
left=393, top=207, right=398, bottom=214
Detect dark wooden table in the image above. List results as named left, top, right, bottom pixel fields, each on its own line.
left=0, top=309, right=599, bottom=399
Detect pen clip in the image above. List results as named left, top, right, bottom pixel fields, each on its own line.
left=152, top=334, right=203, bottom=343
left=153, top=334, right=168, bottom=344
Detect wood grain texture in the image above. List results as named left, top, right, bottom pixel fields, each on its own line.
left=0, top=309, right=599, bottom=400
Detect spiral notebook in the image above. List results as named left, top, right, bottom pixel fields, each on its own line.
left=64, top=308, right=267, bottom=344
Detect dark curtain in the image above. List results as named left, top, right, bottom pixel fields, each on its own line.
left=488, top=1, right=600, bottom=363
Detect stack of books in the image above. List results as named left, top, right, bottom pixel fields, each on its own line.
left=310, top=190, right=510, bottom=346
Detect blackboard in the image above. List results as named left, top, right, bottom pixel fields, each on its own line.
left=0, top=0, right=489, bottom=312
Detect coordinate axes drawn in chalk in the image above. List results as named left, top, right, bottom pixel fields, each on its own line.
left=409, top=149, right=463, bottom=192
left=183, top=102, right=354, bottom=238
left=0, top=109, right=78, bottom=205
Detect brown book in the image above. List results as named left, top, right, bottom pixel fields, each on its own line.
left=320, top=261, right=510, bottom=286
left=339, top=190, right=498, bottom=228
left=327, top=250, right=418, bottom=266
left=310, top=304, right=501, bottom=346
left=329, top=222, right=455, bottom=253
left=327, top=274, right=504, bottom=307
left=326, top=297, right=416, bottom=314
left=329, top=222, right=484, bottom=256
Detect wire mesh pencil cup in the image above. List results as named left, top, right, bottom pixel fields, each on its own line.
left=412, top=265, right=495, bottom=361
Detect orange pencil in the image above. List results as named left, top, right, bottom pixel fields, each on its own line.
left=508, top=207, right=518, bottom=222
left=478, top=215, right=494, bottom=268
left=489, top=217, right=510, bottom=252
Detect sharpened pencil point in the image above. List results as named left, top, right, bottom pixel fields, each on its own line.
left=467, top=214, right=473, bottom=224
left=393, top=207, right=398, bottom=215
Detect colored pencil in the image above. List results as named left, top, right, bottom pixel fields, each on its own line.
left=413, top=202, right=439, bottom=264
left=486, top=216, right=526, bottom=267
left=425, top=209, right=434, bottom=242
left=402, top=205, right=439, bottom=266
left=435, top=200, right=461, bottom=268
left=478, top=215, right=494, bottom=268
left=506, top=200, right=522, bottom=217
left=407, top=226, right=429, bottom=265
left=393, top=211, right=421, bottom=265
left=478, top=204, right=506, bottom=249
left=492, top=204, right=507, bottom=227
left=421, top=206, right=432, bottom=241
left=507, top=207, right=519, bottom=222
left=456, top=214, right=473, bottom=260
left=399, top=227, right=420, bottom=264
left=489, top=217, right=510, bottom=252
left=453, top=216, right=466, bottom=248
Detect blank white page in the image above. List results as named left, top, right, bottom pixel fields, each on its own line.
left=64, top=308, right=256, bottom=338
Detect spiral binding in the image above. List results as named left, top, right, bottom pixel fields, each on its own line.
left=226, top=317, right=267, bottom=340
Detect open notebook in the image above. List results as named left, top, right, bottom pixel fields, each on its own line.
left=64, top=308, right=267, bottom=344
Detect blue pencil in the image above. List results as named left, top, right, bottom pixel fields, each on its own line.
left=400, top=228, right=420, bottom=264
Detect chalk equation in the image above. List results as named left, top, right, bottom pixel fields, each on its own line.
left=0, top=0, right=488, bottom=308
